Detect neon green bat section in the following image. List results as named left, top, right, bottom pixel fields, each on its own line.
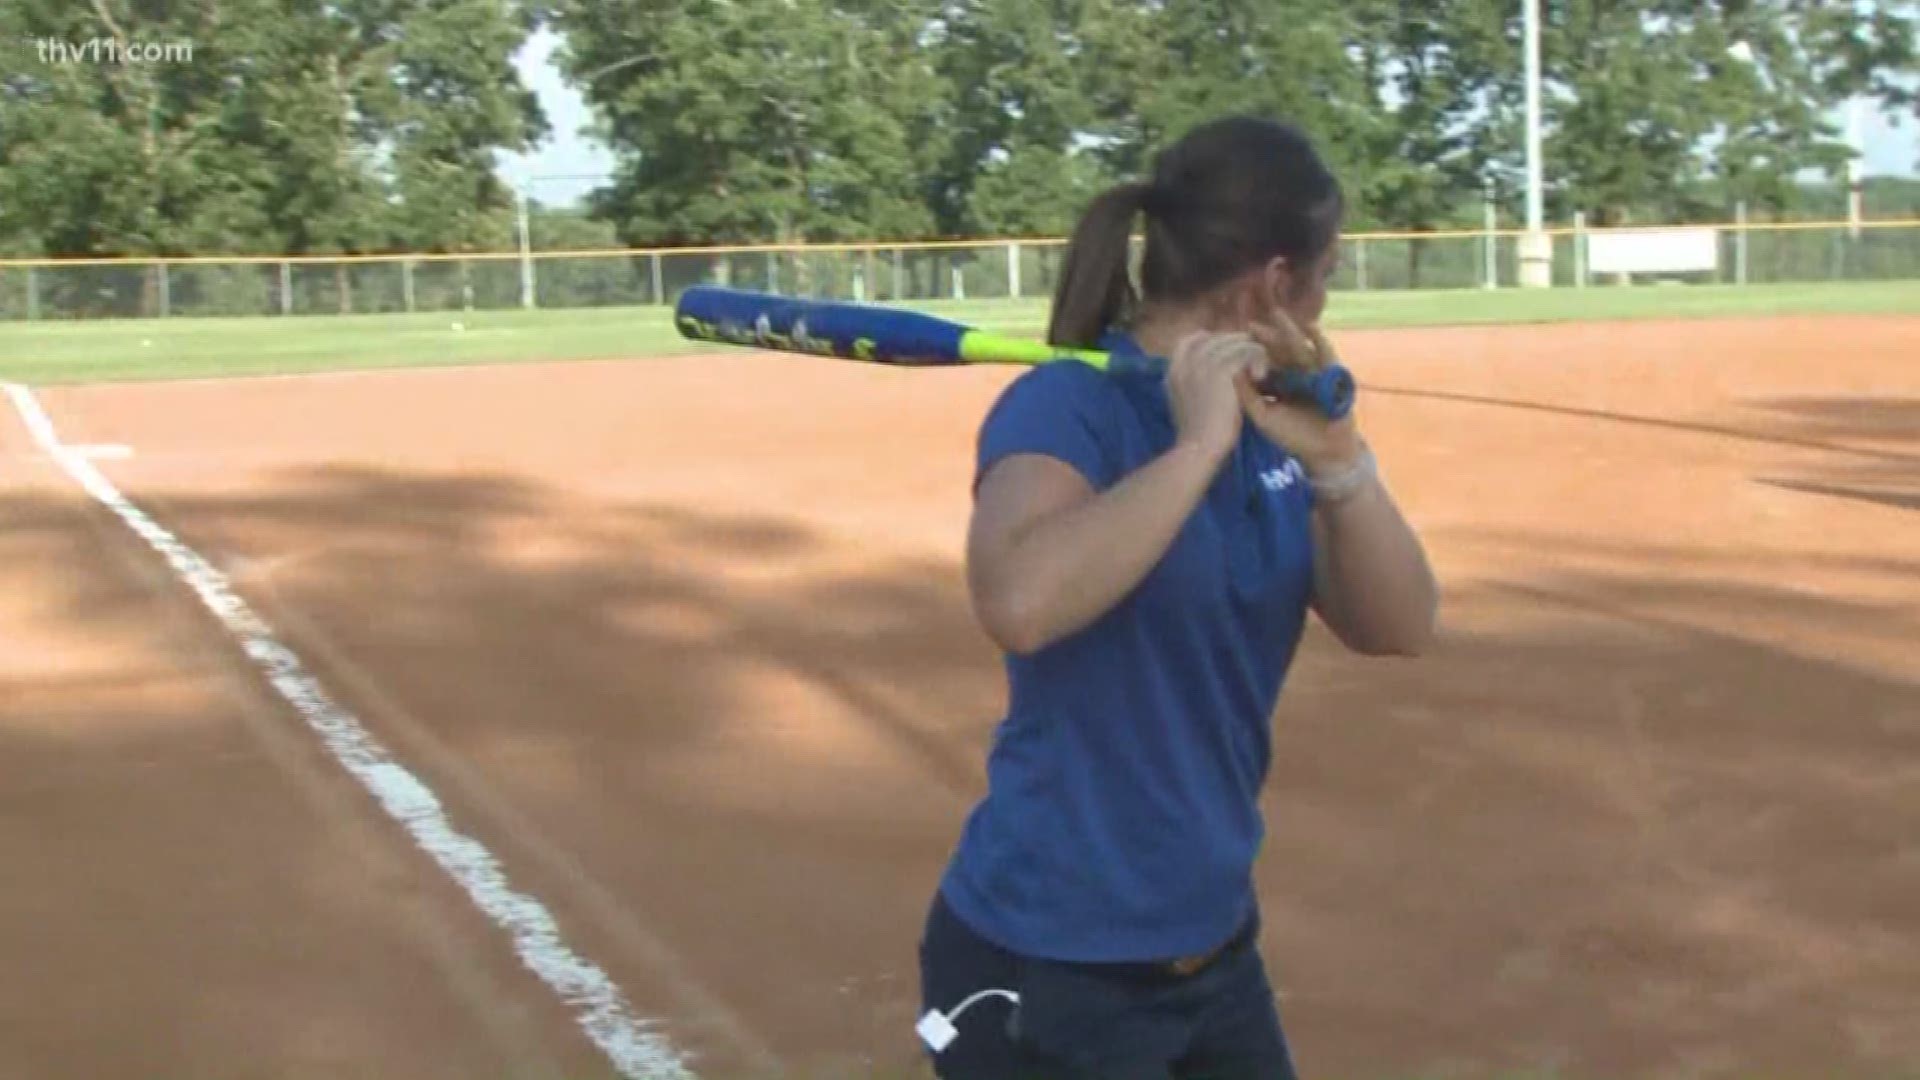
left=956, top=331, right=1118, bottom=371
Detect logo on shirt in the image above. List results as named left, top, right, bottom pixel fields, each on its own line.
left=1257, top=460, right=1306, bottom=493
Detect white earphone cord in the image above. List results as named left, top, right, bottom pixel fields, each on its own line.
left=916, top=988, right=1020, bottom=1054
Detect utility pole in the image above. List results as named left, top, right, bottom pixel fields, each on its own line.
left=517, top=184, right=535, bottom=309
left=1519, top=0, right=1553, bottom=288
left=1846, top=97, right=1865, bottom=239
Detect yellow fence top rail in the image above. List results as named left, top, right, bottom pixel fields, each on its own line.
left=1, top=217, right=1915, bottom=269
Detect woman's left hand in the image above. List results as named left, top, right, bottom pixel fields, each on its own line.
left=1232, top=315, right=1365, bottom=477
left=1237, top=313, right=1439, bottom=658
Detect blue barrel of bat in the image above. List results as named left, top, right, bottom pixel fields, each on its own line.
left=674, top=286, right=1354, bottom=419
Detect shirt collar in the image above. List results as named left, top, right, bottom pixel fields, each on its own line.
left=1097, top=327, right=1171, bottom=420
left=1097, top=326, right=1153, bottom=365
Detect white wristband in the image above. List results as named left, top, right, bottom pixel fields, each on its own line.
left=1309, top=443, right=1377, bottom=505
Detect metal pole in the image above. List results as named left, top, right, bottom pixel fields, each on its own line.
left=402, top=259, right=415, bottom=313
left=1735, top=201, right=1749, bottom=286
left=157, top=262, right=171, bottom=317
left=26, top=267, right=38, bottom=320
left=1525, top=0, right=1544, bottom=233
left=280, top=261, right=293, bottom=315
left=1007, top=242, right=1021, bottom=298
left=1846, top=98, right=1864, bottom=241
left=1519, top=0, right=1552, bottom=288
left=1483, top=189, right=1498, bottom=289
left=650, top=252, right=664, bottom=305
left=1573, top=211, right=1587, bottom=288
left=516, top=187, right=535, bottom=309
left=1355, top=238, right=1368, bottom=291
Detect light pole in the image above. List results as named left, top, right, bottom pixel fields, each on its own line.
left=516, top=184, right=535, bottom=309
left=1846, top=96, right=1865, bottom=239
left=512, top=173, right=617, bottom=311
left=1519, top=0, right=1553, bottom=288
left=1842, top=0, right=1875, bottom=239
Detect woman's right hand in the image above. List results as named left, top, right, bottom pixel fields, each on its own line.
left=1168, top=331, right=1262, bottom=461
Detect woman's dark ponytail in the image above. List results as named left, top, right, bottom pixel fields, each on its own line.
left=1047, top=181, right=1151, bottom=349
left=1046, top=118, right=1344, bottom=348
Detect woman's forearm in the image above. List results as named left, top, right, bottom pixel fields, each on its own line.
left=974, top=440, right=1225, bottom=654
left=1311, top=475, right=1439, bottom=656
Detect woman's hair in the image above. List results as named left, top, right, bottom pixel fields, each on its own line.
left=1047, top=116, right=1345, bottom=348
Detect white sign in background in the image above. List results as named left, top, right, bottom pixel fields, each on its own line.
left=1587, top=228, right=1721, bottom=275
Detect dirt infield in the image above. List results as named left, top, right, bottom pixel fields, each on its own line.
left=3, top=314, right=1916, bottom=1079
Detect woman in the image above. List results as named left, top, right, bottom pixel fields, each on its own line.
left=917, top=116, right=1439, bottom=1080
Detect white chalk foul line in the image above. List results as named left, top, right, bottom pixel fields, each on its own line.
left=1, top=382, right=694, bottom=1080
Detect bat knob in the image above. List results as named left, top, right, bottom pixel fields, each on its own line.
left=1316, top=366, right=1357, bottom=420
left=1256, top=364, right=1357, bottom=420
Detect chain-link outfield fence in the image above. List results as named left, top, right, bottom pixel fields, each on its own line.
left=1, top=219, right=1915, bottom=321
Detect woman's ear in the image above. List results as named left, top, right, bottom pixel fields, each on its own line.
left=1216, top=259, right=1297, bottom=326
left=1261, top=256, right=1298, bottom=312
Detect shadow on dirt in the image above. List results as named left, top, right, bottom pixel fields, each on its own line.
left=1743, top=396, right=1920, bottom=514
left=1366, top=387, right=1920, bottom=520
left=1268, top=542, right=1918, bottom=1078
left=1743, top=396, right=1920, bottom=445
left=5, top=465, right=998, bottom=1077
left=1365, top=386, right=1920, bottom=466
left=6, top=461, right=1918, bottom=1079
left=0, top=482, right=617, bottom=1080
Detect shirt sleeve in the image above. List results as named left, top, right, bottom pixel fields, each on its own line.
left=974, top=361, right=1119, bottom=494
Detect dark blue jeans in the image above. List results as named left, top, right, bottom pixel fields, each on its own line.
left=918, top=893, right=1303, bottom=1080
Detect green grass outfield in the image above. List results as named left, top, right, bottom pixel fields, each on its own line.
left=1, top=280, right=1913, bottom=386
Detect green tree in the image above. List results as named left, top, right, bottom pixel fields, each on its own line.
left=1080, top=0, right=1373, bottom=183
left=1342, top=0, right=1515, bottom=283
left=360, top=0, right=550, bottom=253
left=0, top=0, right=260, bottom=257
left=545, top=0, right=943, bottom=246
left=926, top=0, right=1111, bottom=236
left=528, top=203, right=620, bottom=250
left=1533, top=1, right=1918, bottom=224
left=964, top=144, right=1113, bottom=236
left=0, top=0, right=545, bottom=268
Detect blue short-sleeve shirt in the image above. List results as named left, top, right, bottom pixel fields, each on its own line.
left=939, top=329, right=1320, bottom=963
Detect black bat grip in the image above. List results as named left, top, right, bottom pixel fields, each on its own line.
left=1259, top=365, right=1356, bottom=420
left=1110, top=350, right=1356, bottom=420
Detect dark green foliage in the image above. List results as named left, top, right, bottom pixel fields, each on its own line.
left=1, top=1, right=1913, bottom=259
left=1534, top=1, right=1917, bottom=225
left=543, top=0, right=942, bottom=245
left=560, top=0, right=1914, bottom=246
left=0, top=0, right=546, bottom=259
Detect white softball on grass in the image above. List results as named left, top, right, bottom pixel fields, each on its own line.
left=450, top=320, right=465, bottom=331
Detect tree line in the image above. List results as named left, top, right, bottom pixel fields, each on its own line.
left=3, top=0, right=1915, bottom=260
